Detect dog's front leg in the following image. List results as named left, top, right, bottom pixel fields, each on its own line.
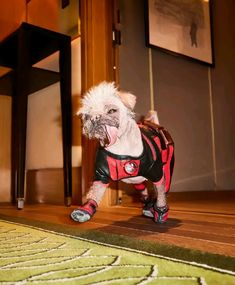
left=70, top=182, right=108, bottom=222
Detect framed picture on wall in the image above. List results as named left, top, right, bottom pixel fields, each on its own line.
left=145, top=0, right=214, bottom=65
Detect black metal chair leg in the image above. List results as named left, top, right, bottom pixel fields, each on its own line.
left=59, top=38, right=72, bottom=206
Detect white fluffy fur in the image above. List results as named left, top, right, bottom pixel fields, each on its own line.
left=78, top=81, right=143, bottom=157
left=71, top=81, right=167, bottom=223
left=77, top=82, right=135, bottom=116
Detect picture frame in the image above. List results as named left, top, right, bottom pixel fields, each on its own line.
left=145, top=0, right=214, bottom=65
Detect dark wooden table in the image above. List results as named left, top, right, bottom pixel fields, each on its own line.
left=0, top=22, right=72, bottom=209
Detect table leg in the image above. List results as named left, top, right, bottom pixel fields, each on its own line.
left=11, top=28, right=31, bottom=209
left=59, top=38, right=72, bottom=206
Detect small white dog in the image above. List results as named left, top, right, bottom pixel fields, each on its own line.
left=71, top=81, right=174, bottom=223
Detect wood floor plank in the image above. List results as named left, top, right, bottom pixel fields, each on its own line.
left=0, top=191, right=235, bottom=258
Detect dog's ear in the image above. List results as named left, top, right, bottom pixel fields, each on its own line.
left=118, top=91, right=136, bottom=110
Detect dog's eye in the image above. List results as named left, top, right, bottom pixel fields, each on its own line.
left=107, top=108, right=117, bottom=114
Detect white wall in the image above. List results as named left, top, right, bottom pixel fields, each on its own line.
left=119, top=0, right=235, bottom=192
left=26, top=37, right=82, bottom=169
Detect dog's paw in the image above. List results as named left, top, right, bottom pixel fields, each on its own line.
left=70, top=199, right=97, bottom=223
left=70, top=209, right=91, bottom=223
left=142, top=198, right=156, bottom=218
left=153, top=205, right=169, bottom=223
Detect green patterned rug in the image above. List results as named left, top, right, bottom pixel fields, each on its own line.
left=0, top=220, right=234, bottom=285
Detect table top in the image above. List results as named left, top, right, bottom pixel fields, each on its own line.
left=0, top=22, right=71, bottom=69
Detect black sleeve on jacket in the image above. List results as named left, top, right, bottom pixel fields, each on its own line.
left=93, top=148, right=110, bottom=184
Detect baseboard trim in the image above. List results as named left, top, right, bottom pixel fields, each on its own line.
left=26, top=167, right=82, bottom=205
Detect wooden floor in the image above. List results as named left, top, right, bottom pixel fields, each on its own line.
left=0, top=191, right=235, bottom=257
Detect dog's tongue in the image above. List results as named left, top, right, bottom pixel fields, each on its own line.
left=104, top=125, right=118, bottom=147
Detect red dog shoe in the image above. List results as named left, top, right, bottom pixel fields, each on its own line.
left=70, top=200, right=97, bottom=223
left=153, top=205, right=169, bottom=223
left=142, top=198, right=156, bottom=218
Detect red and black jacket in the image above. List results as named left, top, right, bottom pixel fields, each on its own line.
left=93, top=122, right=174, bottom=186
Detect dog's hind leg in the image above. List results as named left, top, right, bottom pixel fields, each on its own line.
left=133, top=182, right=149, bottom=202
left=152, top=180, right=169, bottom=223
left=154, top=180, right=167, bottom=207
left=142, top=178, right=169, bottom=223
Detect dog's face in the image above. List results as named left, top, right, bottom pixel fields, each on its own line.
left=77, top=82, right=136, bottom=147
